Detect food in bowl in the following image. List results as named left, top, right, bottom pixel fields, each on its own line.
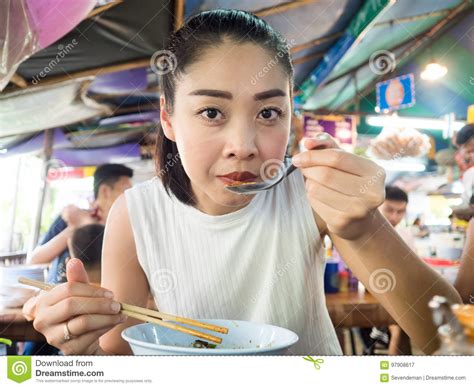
left=227, top=181, right=258, bottom=187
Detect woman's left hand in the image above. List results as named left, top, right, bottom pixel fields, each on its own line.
left=292, top=135, right=386, bottom=240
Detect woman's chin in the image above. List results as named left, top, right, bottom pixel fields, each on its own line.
left=211, top=190, right=254, bottom=211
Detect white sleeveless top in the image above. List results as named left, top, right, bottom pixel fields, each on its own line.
left=125, top=169, right=342, bottom=355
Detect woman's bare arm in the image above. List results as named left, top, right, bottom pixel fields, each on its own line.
left=99, top=194, right=150, bottom=355
left=454, top=218, right=474, bottom=303
left=315, top=210, right=461, bottom=354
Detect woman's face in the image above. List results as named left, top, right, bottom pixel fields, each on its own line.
left=161, top=41, right=292, bottom=215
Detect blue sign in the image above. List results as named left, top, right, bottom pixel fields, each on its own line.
left=376, top=73, right=415, bottom=112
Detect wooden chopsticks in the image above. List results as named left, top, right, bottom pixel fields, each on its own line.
left=18, top=277, right=228, bottom=344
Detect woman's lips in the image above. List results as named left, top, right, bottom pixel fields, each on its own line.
left=217, top=171, right=258, bottom=185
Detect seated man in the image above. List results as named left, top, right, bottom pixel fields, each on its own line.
left=30, top=164, right=133, bottom=283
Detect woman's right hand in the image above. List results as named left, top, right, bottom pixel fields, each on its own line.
left=24, top=258, right=127, bottom=355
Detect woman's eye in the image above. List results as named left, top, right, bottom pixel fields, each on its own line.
left=258, top=108, right=281, bottom=120
left=199, top=108, right=222, bottom=121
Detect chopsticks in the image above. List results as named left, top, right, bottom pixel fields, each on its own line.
left=18, top=277, right=228, bottom=344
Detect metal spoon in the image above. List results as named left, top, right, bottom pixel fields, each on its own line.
left=225, top=155, right=295, bottom=195
left=225, top=141, right=329, bottom=195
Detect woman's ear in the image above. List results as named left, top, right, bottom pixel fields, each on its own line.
left=160, top=96, right=176, bottom=141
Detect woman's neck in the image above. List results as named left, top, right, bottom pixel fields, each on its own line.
left=191, top=183, right=254, bottom=216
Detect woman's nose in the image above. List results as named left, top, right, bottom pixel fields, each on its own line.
left=223, top=126, right=258, bottom=160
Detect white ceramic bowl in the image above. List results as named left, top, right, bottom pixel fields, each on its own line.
left=122, top=319, right=299, bottom=355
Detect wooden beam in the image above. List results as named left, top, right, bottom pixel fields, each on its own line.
left=292, top=51, right=324, bottom=65
left=174, top=0, right=185, bottom=30
left=291, top=31, right=343, bottom=54
left=87, top=0, right=123, bottom=18
left=372, top=8, right=450, bottom=28
left=12, top=58, right=151, bottom=90
left=254, top=0, right=315, bottom=18
left=323, top=28, right=430, bottom=88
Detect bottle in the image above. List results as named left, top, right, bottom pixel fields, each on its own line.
left=429, top=296, right=474, bottom=355
left=348, top=269, right=359, bottom=292
left=339, top=270, right=349, bottom=293
left=324, top=260, right=339, bottom=294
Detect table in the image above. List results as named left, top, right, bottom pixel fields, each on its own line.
left=325, top=290, right=395, bottom=328
left=0, top=308, right=45, bottom=342
left=0, top=291, right=394, bottom=344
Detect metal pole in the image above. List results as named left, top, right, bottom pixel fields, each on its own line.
left=7, top=157, right=21, bottom=252
left=30, top=128, right=54, bottom=250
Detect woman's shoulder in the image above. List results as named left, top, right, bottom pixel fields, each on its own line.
left=124, top=176, right=169, bottom=208
left=106, top=193, right=133, bottom=235
left=126, top=176, right=161, bottom=196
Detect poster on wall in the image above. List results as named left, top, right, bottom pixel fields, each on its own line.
left=303, top=113, right=357, bottom=151
left=376, top=73, right=415, bottom=112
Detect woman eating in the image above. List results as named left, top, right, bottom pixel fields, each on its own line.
left=24, top=9, right=461, bottom=356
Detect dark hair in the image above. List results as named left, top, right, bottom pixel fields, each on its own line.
left=93, top=164, right=133, bottom=199
left=157, top=9, right=294, bottom=205
left=456, top=124, right=474, bottom=147
left=70, top=224, right=105, bottom=272
left=385, top=185, right=408, bottom=203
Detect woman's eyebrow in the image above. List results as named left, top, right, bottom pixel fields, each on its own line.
left=188, top=89, right=232, bottom=99
left=188, top=88, right=286, bottom=101
left=254, top=89, right=286, bottom=101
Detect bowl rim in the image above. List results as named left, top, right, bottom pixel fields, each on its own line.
left=121, top=319, right=299, bottom=355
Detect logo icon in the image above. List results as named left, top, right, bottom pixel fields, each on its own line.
left=380, top=360, right=389, bottom=370
left=303, top=356, right=324, bottom=370
left=7, top=356, right=32, bottom=383
left=380, top=373, right=389, bottom=383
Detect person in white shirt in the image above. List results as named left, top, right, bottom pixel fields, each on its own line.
left=23, top=9, right=460, bottom=356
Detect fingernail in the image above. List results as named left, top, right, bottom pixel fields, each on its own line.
left=292, top=154, right=302, bottom=164
left=111, top=302, right=121, bottom=312
left=315, top=133, right=330, bottom=141
left=120, top=315, right=128, bottom=322
left=104, top=291, right=114, bottom=299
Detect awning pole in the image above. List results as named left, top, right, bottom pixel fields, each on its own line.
left=30, top=128, right=54, bottom=251
left=7, top=157, right=22, bottom=252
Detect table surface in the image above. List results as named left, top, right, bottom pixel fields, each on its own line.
left=325, top=290, right=395, bottom=328
left=0, top=307, right=45, bottom=342
left=0, top=290, right=394, bottom=343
